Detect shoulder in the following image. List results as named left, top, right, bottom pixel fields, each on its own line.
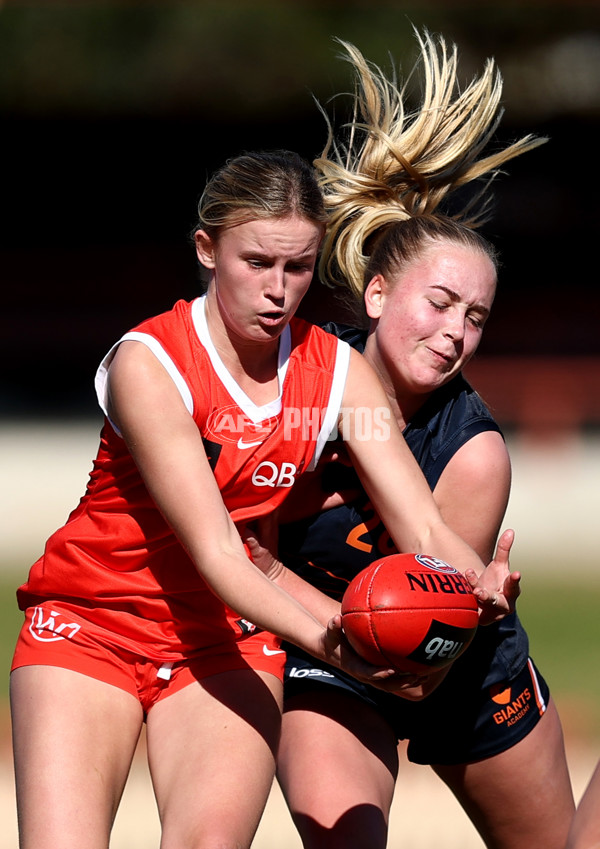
left=405, top=374, right=503, bottom=490
left=446, top=428, right=510, bottom=480
left=410, top=374, right=502, bottom=442
left=289, top=316, right=350, bottom=367
left=131, top=298, right=195, bottom=336
left=320, top=321, right=368, bottom=353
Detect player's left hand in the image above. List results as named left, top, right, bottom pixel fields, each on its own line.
left=322, top=614, right=399, bottom=685
left=323, top=615, right=449, bottom=697
left=465, top=528, right=521, bottom=625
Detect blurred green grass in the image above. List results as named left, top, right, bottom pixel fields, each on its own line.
left=0, top=576, right=23, bottom=698
left=0, top=569, right=598, bottom=739
left=517, top=572, right=600, bottom=741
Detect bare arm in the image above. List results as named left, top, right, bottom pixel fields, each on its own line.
left=105, top=340, right=391, bottom=679
left=340, top=350, right=518, bottom=618
left=434, top=430, right=511, bottom=562
left=433, top=430, right=520, bottom=619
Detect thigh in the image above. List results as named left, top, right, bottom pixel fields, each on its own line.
left=277, top=689, right=399, bottom=849
left=566, top=758, right=600, bottom=849
left=433, top=699, right=575, bottom=849
left=146, top=668, right=283, bottom=849
left=10, top=665, right=144, bottom=849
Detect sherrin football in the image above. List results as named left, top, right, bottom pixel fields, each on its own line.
left=341, top=553, right=479, bottom=675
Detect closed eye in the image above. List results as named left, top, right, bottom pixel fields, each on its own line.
left=286, top=262, right=313, bottom=273
left=467, top=312, right=487, bottom=329
left=429, top=300, right=449, bottom=312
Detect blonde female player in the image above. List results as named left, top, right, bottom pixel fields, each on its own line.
left=9, top=148, right=515, bottom=849
left=262, top=34, right=574, bottom=849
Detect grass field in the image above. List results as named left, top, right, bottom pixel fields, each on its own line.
left=516, top=572, right=600, bottom=742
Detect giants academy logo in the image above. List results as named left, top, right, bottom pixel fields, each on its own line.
left=491, top=683, right=533, bottom=727
left=489, top=659, right=547, bottom=728
left=28, top=606, right=81, bottom=642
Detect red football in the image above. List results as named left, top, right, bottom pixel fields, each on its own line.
left=341, top=552, right=479, bottom=674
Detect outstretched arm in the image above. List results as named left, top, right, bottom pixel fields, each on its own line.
left=432, top=430, right=520, bottom=623
left=340, top=350, right=518, bottom=618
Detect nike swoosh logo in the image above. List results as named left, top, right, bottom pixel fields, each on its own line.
left=263, top=645, right=285, bottom=656
left=237, top=437, right=263, bottom=449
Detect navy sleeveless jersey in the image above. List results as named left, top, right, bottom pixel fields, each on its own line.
left=279, top=323, right=529, bottom=687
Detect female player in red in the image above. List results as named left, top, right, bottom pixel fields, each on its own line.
left=9, top=148, right=515, bottom=849
left=268, top=33, right=575, bottom=849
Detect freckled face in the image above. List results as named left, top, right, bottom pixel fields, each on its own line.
left=365, top=242, right=497, bottom=398
left=196, top=215, right=323, bottom=346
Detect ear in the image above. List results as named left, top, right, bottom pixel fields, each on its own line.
left=364, top=274, right=386, bottom=320
left=194, top=229, right=217, bottom=268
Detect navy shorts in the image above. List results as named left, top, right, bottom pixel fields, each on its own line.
left=284, top=648, right=549, bottom=765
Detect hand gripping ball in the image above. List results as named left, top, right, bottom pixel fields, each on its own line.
left=341, top=553, right=479, bottom=674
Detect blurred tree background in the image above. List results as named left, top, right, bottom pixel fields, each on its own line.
left=1, top=1, right=599, bottom=419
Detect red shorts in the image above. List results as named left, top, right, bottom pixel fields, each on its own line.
left=11, top=603, right=286, bottom=716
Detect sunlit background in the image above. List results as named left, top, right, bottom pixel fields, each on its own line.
left=1, top=3, right=599, bottom=846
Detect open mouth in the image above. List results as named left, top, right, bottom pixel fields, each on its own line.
left=259, top=311, right=285, bottom=323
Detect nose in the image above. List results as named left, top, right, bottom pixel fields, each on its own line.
left=265, top=267, right=285, bottom=302
left=443, top=310, right=466, bottom=342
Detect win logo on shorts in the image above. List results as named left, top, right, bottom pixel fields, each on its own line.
left=29, top=607, right=81, bottom=642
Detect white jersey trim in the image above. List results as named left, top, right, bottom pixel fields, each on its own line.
left=94, top=299, right=346, bottom=454
left=95, top=332, right=194, bottom=434
left=191, top=295, right=290, bottom=424
left=307, top=338, right=350, bottom=471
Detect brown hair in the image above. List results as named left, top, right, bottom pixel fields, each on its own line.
left=195, top=149, right=327, bottom=239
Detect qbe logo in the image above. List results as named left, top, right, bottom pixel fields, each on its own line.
left=28, top=606, right=81, bottom=642
left=251, top=461, right=298, bottom=488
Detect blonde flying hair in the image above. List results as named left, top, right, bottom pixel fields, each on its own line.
left=316, top=29, right=547, bottom=299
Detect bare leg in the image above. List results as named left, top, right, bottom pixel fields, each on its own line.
left=11, top=666, right=144, bottom=849
left=147, top=668, right=282, bottom=849
left=566, top=757, right=600, bottom=849
left=433, top=699, right=574, bottom=849
left=277, top=690, right=398, bottom=849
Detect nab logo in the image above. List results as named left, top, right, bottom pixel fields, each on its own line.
left=28, top=606, right=81, bottom=642
left=408, top=619, right=476, bottom=668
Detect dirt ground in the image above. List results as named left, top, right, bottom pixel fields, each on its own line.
left=0, top=719, right=597, bottom=848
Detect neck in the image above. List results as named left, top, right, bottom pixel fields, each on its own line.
left=203, top=292, right=281, bottom=402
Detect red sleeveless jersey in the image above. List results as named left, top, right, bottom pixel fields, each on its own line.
left=17, top=297, right=349, bottom=659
